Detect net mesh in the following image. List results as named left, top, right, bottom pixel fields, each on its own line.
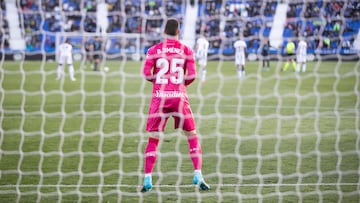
left=0, top=0, right=360, bottom=202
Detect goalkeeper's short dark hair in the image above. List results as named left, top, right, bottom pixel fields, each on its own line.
left=164, top=18, right=180, bottom=36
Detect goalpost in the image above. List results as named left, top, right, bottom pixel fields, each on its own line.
left=1, top=0, right=360, bottom=202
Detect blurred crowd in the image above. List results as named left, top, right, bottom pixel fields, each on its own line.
left=284, top=0, right=359, bottom=52
left=196, top=0, right=359, bottom=55
left=1, top=0, right=183, bottom=52
left=1, top=0, right=359, bottom=55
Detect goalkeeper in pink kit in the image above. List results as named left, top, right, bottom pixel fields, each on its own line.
left=141, top=18, right=210, bottom=192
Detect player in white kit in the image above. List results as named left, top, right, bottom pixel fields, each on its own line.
left=296, top=38, right=307, bottom=73
left=233, top=36, right=247, bottom=78
left=195, top=35, right=209, bottom=83
left=57, top=39, right=76, bottom=81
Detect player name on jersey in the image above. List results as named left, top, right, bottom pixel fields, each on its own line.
left=156, top=47, right=185, bottom=55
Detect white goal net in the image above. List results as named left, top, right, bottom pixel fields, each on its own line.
left=0, top=0, right=360, bottom=203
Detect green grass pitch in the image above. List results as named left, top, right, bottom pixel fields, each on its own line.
left=0, top=59, right=359, bottom=202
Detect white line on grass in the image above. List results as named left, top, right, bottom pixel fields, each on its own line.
left=0, top=183, right=359, bottom=189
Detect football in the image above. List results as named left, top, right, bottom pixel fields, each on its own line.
left=103, top=67, right=109, bottom=72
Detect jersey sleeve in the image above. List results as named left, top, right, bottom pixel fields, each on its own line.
left=142, top=48, right=156, bottom=82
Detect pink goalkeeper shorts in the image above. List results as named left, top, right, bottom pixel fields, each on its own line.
left=146, top=97, right=196, bottom=132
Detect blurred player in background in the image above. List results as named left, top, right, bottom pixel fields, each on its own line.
left=92, top=36, right=103, bottom=71
left=83, top=37, right=94, bottom=68
left=195, top=34, right=209, bottom=83
left=141, top=18, right=210, bottom=193
left=261, top=38, right=271, bottom=71
left=296, top=37, right=307, bottom=73
left=282, top=39, right=296, bottom=72
left=234, top=35, right=247, bottom=78
left=57, top=38, right=76, bottom=81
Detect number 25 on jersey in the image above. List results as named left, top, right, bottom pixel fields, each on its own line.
left=155, top=58, right=185, bottom=85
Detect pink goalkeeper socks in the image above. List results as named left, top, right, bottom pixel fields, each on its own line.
left=144, top=137, right=159, bottom=174
left=144, top=135, right=202, bottom=174
left=187, top=134, right=202, bottom=170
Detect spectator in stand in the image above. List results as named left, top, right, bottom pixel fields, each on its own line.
left=63, top=0, right=80, bottom=11
left=84, top=0, right=96, bottom=11
left=20, top=0, right=39, bottom=11
left=84, top=15, right=96, bottom=32
left=264, top=1, right=277, bottom=17
left=107, top=0, right=121, bottom=11
left=125, top=16, right=142, bottom=33
left=323, top=37, right=331, bottom=49
left=108, top=14, right=122, bottom=32
left=63, top=19, right=75, bottom=32
left=341, top=35, right=354, bottom=50
left=165, top=1, right=182, bottom=16
left=125, top=0, right=141, bottom=15
left=333, top=21, right=341, bottom=36
left=146, top=0, right=161, bottom=16
left=42, top=0, right=58, bottom=11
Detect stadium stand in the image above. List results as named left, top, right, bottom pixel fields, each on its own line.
left=0, top=0, right=359, bottom=59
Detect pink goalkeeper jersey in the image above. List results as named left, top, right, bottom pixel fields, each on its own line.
left=143, top=38, right=197, bottom=98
